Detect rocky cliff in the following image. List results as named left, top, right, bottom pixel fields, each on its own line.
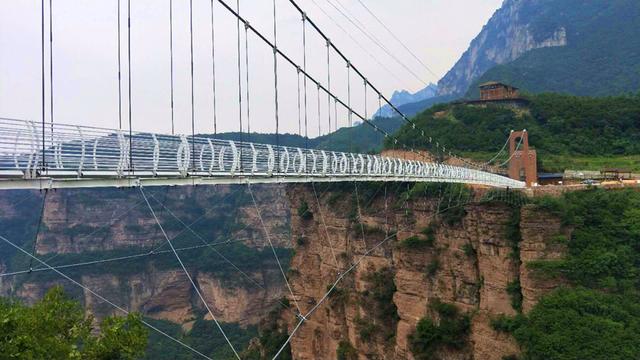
left=436, top=0, right=567, bottom=97
left=0, top=183, right=570, bottom=359
left=282, top=184, right=565, bottom=360
left=0, top=184, right=291, bottom=331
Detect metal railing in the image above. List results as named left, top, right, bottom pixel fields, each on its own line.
left=0, top=118, right=524, bottom=189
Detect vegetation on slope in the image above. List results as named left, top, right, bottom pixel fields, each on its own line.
left=390, top=94, right=640, bottom=171
left=0, top=287, right=147, bottom=359
left=409, top=300, right=471, bottom=359
left=467, top=0, right=640, bottom=98
left=501, top=189, right=640, bottom=359
left=144, top=317, right=257, bottom=360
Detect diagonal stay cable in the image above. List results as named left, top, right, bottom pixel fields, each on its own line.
left=273, top=184, right=480, bottom=359
left=33, top=188, right=163, bottom=269
left=246, top=182, right=303, bottom=317
left=144, top=189, right=299, bottom=317
left=0, top=233, right=213, bottom=360
left=139, top=186, right=241, bottom=360
left=311, top=182, right=340, bottom=269
left=0, top=238, right=250, bottom=279
left=11, top=186, right=240, bottom=278
left=353, top=182, right=367, bottom=249
left=146, top=185, right=244, bottom=253
left=273, top=227, right=400, bottom=360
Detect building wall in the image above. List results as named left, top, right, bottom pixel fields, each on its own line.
left=480, top=86, right=519, bottom=100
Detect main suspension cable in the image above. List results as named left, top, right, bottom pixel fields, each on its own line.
left=286, top=0, right=480, bottom=168
left=325, top=0, right=430, bottom=86
left=307, top=0, right=409, bottom=91
left=354, top=0, right=439, bottom=79
left=211, top=0, right=479, bottom=170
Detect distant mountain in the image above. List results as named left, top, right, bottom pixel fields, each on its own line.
left=436, top=0, right=568, bottom=97
left=466, top=0, right=640, bottom=97
left=435, top=0, right=640, bottom=99
left=374, top=83, right=438, bottom=118
left=394, top=94, right=458, bottom=117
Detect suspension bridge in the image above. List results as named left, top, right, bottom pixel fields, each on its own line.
left=0, top=117, right=522, bottom=189
left=0, top=0, right=526, bottom=359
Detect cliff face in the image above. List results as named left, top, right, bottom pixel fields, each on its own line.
left=0, top=183, right=568, bottom=358
left=0, top=184, right=291, bottom=329
left=284, top=184, right=565, bottom=360
left=34, top=185, right=290, bottom=254
left=437, top=0, right=567, bottom=97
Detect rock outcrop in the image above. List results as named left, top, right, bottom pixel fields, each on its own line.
left=0, top=185, right=290, bottom=330
left=284, top=185, right=564, bottom=359
left=437, top=0, right=567, bottom=97
left=0, top=183, right=568, bottom=358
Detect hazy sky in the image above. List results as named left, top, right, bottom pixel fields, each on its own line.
left=0, top=0, right=502, bottom=137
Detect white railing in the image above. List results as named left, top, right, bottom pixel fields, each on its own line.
left=0, top=118, right=524, bottom=189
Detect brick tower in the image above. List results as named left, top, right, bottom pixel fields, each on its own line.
left=508, top=130, right=537, bottom=187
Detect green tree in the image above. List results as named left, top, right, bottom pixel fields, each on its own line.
left=0, top=286, right=147, bottom=359
left=513, top=288, right=640, bottom=360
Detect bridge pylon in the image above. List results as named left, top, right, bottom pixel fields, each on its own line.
left=508, top=130, right=537, bottom=187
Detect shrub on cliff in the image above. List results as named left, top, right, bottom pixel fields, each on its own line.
left=336, top=340, right=358, bottom=360
left=0, top=286, right=147, bottom=359
left=397, top=235, right=434, bottom=249
left=409, top=300, right=470, bottom=359
left=297, top=200, right=313, bottom=220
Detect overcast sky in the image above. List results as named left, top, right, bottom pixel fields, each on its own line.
left=0, top=0, right=502, bottom=137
